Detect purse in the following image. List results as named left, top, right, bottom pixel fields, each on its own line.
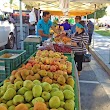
left=83, top=53, right=91, bottom=62
left=81, top=35, right=91, bottom=62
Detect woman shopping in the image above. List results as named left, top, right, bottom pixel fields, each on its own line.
left=71, top=21, right=89, bottom=76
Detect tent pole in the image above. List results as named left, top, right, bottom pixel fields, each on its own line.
left=38, top=3, right=40, bottom=21
left=109, top=45, right=110, bottom=64
left=93, top=4, right=97, bottom=48
left=19, top=0, right=23, bottom=49
left=86, top=15, right=87, bottom=24
left=93, top=11, right=96, bottom=48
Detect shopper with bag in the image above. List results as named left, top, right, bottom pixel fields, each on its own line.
left=36, top=11, right=59, bottom=42
left=71, top=21, right=89, bottom=76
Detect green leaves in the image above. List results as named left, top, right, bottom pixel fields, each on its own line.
left=87, top=7, right=107, bottom=19
left=10, top=0, right=13, bottom=4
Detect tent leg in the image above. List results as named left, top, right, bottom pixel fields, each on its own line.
left=93, top=11, right=96, bottom=48
left=92, top=4, right=97, bottom=49
left=19, top=0, right=23, bottom=49
left=38, top=9, right=40, bottom=21
left=109, top=45, right=110, bottom=64
left=86, top=15, right=88, bottom=24
left=38, top=3, right=40, bottom=21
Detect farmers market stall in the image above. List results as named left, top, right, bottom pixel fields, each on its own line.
left=0, top=28, right=81, bottom=109
left=0, top=49, right=80, bottom=110
left=0, top=0, right=110, bottom=110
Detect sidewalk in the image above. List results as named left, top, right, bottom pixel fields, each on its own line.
left=80, top=57, right=110, bottom=110
left=89, top=32, right=110, bottom=75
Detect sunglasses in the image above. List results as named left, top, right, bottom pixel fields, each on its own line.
left=75, top=17, right=80, bottom=19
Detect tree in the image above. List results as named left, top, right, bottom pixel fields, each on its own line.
left=10, top=0, right=13, bottom=4
left=87, top=7, right=107, bottom=19
left=9, top=0, right=13, bottom=8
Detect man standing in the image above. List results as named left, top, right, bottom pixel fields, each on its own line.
left=60, top=19, right=71, bottom=31
left=60, top=19, right=71, bottom=36
left=87, top=20, right=94, bottom=45
left=36, top=11, right=59, bottom=42
left=71, top=16, right=88, bottom=34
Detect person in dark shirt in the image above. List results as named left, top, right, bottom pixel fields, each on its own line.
left=60, top=19, right=71, bottom=31
left=87, top=20, right=94, bottom=45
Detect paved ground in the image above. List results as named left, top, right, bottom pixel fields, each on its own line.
left=80, top=56, right=110, bottom=110
left=90, top=32, right=110, bottom=75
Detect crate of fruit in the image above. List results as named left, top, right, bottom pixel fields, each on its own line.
left=0, top=50, right=80, bottom=110
left=0, top=49, right=26, bottom=82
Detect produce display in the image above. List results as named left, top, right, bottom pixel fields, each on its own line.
left=38, top=42, right=72, bottom=53
left=54, top=35, right=71, bottom=45
left=0, top=50, right=75, bottom=110
left=53, top=44, right=72, bottom=53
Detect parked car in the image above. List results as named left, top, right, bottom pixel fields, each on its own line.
left=0, top=11, right=15, bottom=49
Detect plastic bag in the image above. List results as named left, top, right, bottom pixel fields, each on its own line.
left=29, top=8, right=36, bottom=25
left=38, top=41, right=55, bottom=51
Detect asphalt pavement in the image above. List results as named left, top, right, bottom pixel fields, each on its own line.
left=80, top=56, right=110, bottom=110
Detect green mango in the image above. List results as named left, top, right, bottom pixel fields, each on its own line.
left=8, top=105, right=15, bottom=110
left=17, top=87, right=29, bottom=95
left=6, top=100, right=13, bottom=107
left=29, top=107, right=34, bottom=110
left=24, top=91, right=33, bottom=102
left=32, top=85, right=42, bottom=97
left=3, top=88, right=16, bottom=101
left=25, top=103, right=32, bottom=108
left=13, top=95, right=24, bottom=105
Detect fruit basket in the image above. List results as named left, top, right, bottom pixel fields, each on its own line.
left=0, top=50, right=80, bottom=110
left=0, top=49, right=26, bottom=82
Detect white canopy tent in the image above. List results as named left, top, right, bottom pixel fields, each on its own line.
left=22, top=0, right=110, bottom=16
left=99, top=15, right=110, bottom=25
left=19, top=0, right=110, bottom=49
